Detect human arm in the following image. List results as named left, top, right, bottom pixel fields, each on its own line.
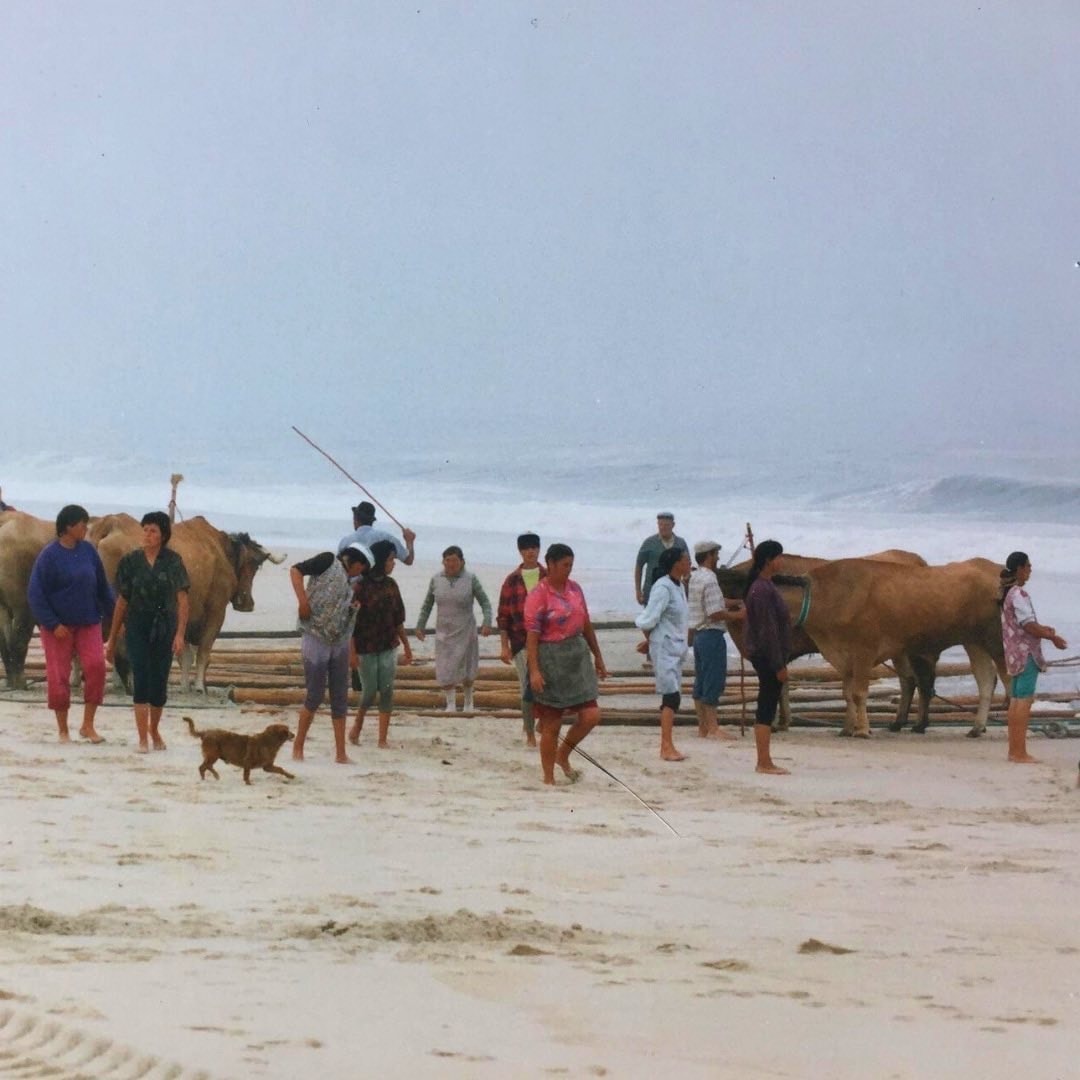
left=27, top=548, right=64, bottom=634
left=289, top=566, right=311, bottom=621
left=634, top=581, right=669, bottom=633
left=414, top=578, right=436, bottom=641
left=400, top=528, right=416, bottom=566
left=473, top=575, right=493, bottom=636
left=396, top=624, right=413, bottom=663
left=93, top=549, right=116, bottom=623
left=526, top=630, right=543, bottom=693
left=173, top=589, right=189, bottom=657
left=633, top=558, right=645, bottom=606
left=104, top=595, right=127, bottom=663
left=1024, top=619, right=1067, bottom=650
left=582, top=618, right=609, bottom=680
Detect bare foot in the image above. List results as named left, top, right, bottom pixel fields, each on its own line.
left=661, top=749, right=686, bottom=762
left=701, top=728, right=736, bottom=740
left=151, top=739, right=167, bottom=751
left=1007, top=753, right=1039, bottom=764
left=555, top=758, right=581, bottom=781
left=334, top=754, right=354, bottom=764
left=525, top=733, right=537, bottom=747
left=78, top=729, right=105, bottom=744
left=136, top=743, right=150, bottom=754
left=377, top=740, right=389, bottom=749
left=542, top=776, right=556, bottom=786
left=756, top=764, right=790, bottom=775
left=58, top=732, right=71, bottom=744
left=347, top=731, right=361, bottom=746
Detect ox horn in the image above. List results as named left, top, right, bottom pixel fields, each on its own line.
left=266, top=551, right=287, bottom=565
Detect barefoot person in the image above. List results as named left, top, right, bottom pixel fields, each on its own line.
left=743, top=540, right=791, bottom=775
left=348, top=540, right=412, bottom=749
left=290, top=542, right=371, bottom=764
left=635, top=546, right=692, bottom=761
left=999, top=551, right=1067, bottom=764
left=105, top=511, right=189, bottom=753
left=688, top=540, right=743, bottom=740
left=497, top=532, right=546, bottom=747
left=28, top=504, right=115, bottom=743
left=414, top=547, right=493, bottom=712
left=525, top=543, right=608, bottom=785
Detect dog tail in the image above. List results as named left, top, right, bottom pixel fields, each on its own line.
left=182, top=716, right=202, bottom=738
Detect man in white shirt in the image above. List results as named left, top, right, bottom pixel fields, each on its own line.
left=687, top=540, right=743, bottom=739
left=337, top=501, right=416, bottom=565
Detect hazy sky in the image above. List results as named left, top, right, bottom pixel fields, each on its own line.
left=2, top=2, right=1078, bottom=471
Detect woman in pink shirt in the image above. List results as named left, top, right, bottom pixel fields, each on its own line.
left=999, top=550, right=1067, bottom=763
left=525, top=543, right=608, bottom=785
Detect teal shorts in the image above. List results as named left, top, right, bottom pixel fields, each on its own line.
left=1010, top=656, right=1039, bottom=700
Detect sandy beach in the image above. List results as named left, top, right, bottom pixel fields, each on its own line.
left=2, top=606, right=1078, bottom=1080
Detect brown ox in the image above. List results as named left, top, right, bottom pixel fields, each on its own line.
left=0, top=511, right=54, bottom=688
left=91, top=514, right=284, bottom=693
left=719, top=556, right=1006, bottom=738
left=724, top=550, right=936, bottom=732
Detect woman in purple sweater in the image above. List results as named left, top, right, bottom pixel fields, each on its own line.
left=743, top=539, right=792, bottom=775
left=28, top=505, right=115, bottom=743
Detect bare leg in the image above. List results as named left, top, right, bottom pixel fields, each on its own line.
left=660, top=705, right=685, bottom=761
left=78, top=702, right=103, bottom=742
left=695, top=699, right=707, bottom=736
left=698, top=702, right=734, bottom=740
left=755, top=723, right=789, bottom=774
left=149, top=706, right=166, bottom=749
left=377, top=711, right=391, bottom=748
left=55, top=707, right=71, bottom=743
left=293, top=706, right=314, bottom=761
left=538, top=718, right=562, bottom=785
left=1007, top=697, right=1038, bottom=763
left=134, top=704, right=150, bottom=752
left=332, top=716, right=352, bottom=764
left=348, top=708, right=365, bottom=745
left=556, top=705, right=600, bottom=779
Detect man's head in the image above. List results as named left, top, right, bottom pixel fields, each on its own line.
left=694, top=540, right=721, bottom=569
left=352, top=501, right=377, bottom=528
left=657, top=512, right=675, bottom=540
left=517, top=532, right=541, bottom=568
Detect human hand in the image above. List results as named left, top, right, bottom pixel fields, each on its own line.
left=1052, top=634, right=1068, bottom=650
left=172, top=633, right=185, bottom=658
left=529, top=670, right=544, bottom=694
left=500, top=644, right=511, bottom=665
left=54, top=625, right=71, bottom=640
left=402, top=648, right=414, bottom=665
left=595, top=658, right=609, bottom=680
left=403, top=527, right=416, bottom=545
left=297, top=598, right=311, bottom=621
left=105, top=640, right=115, bottom=663
left=776, top=667, right=789, bottom=684
left=635, top=592, right=644, bottom=607
left=414, top=628, right=426, bottom=642
left=480, top=625, right=491, bottom=637
left=635, top=639, right=649, bottom=655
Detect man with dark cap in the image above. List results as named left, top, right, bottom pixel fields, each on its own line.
left=634, top=512, right=688, bottom=606
left=337, top=500, right=416, bottom=565
left=497, top=533, right=546, bottom=746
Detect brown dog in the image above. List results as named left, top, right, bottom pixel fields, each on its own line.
left=183, top=717, right=295, bottom=784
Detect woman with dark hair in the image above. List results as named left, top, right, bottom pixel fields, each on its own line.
left=743, top=539, right=791, bottom=775
left=105, top=511, right=190, bottom=753
left=999, top=551, right=1067, bottom=763
left=525, top=543, right=608, bottom=785
left=290, top=542, right=372, bottom=764
left=635, top=545, right=692, bottom=761
left=349, top=539, right=412, bottom=748
left=414, top=546, right=493, bottom=712
left=28, top=504, right=115, bottom=743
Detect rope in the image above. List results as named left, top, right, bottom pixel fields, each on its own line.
left=563, top=739, right=681, bottom=837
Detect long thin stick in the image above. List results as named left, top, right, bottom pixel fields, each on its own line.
left=292, top=426, right=406, bottom=531
left=563, top=740, right=681, bottom=838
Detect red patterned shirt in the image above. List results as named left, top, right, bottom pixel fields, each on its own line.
left=497, top=563, right=547, bottom=655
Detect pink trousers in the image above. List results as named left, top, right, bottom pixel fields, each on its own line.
left=39, top=625, right=106, bottom=711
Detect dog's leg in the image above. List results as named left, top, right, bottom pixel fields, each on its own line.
left=243, top=767, right=252, bottom=784
left=263, top=764, right=295, bottom=781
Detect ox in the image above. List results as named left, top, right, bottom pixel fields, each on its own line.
left=0, top=511, right=54, bottom=689
left=718, top=556, right=1006, bottom=738
left=91, top=514, right=284, bottom=693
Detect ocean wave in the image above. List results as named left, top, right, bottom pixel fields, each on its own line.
left=820, top=474, right=1080, bottom=520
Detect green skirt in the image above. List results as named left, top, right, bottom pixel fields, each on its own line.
left=535, top=635, right=597, bottom=709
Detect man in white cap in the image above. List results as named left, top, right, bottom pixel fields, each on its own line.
left=688, top=540, right=743, bottom=739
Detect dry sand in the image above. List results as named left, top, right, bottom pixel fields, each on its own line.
left=1, top=559, right=1078, bottom=1078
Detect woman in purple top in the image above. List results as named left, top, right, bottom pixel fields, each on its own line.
left=743, top=539, right=791, bottom=775
left=28, top=504, right=115, bottom=743
left=998, top=551, right=1067, bottom=764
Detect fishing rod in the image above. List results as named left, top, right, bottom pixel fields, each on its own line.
left=292, top=426, right=407, bottom=531
left=562, top=738, right=681, bottom=838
